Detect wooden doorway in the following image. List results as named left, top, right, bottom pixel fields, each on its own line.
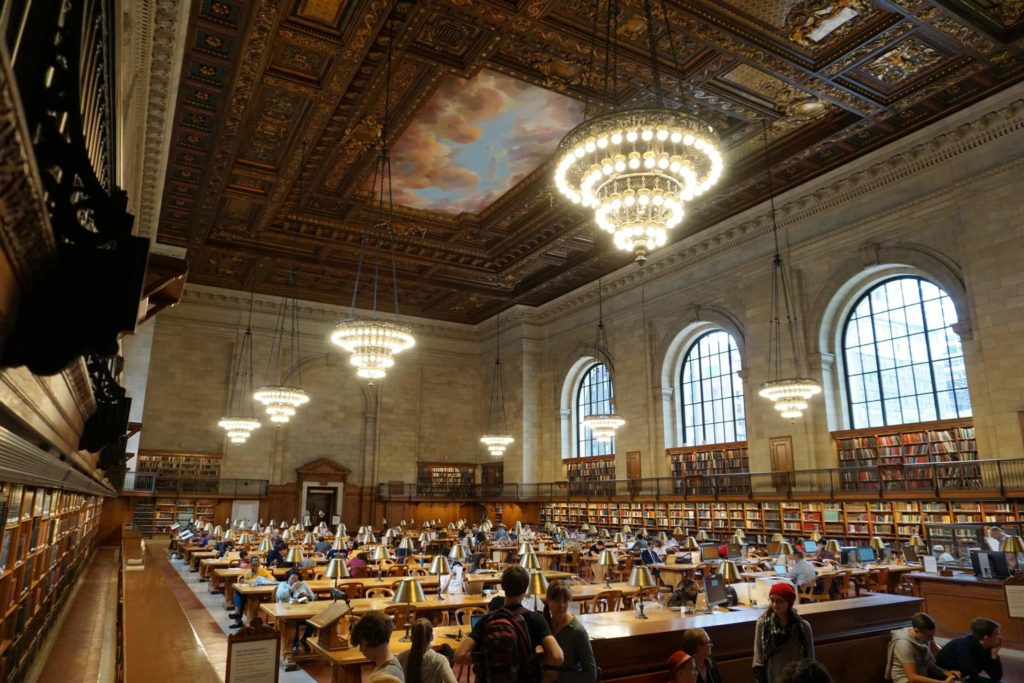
left=626, top=451, right=641, bottom=496
left=305, top=487, right=337, bottom=525
left=769, top=436, right=794, bottom=493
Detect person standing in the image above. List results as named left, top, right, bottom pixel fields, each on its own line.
left=886, top=612, right=960, bottom=683
left=752, top=583, right=814, bottom=683
left=936, top=617, right=1003, bottom=683
left=680, top=629, right=722, bottom=683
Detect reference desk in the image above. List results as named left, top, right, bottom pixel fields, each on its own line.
left=907, top=572, right=1024, bottom=648
left=582, top=594, right=922, bottom=683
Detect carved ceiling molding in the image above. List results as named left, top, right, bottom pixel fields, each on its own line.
left=529, top=88, right=1024, bottom=324
left=121, top=0, right=192, bottom=238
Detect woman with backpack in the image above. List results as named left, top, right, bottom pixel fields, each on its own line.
left=752, top=583, right=814, bottom=683
left=542, top=581, right=596, bottom=683
left=397, top=619, right=457, bottom=683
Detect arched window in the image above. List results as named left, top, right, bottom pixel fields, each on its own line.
left=575, top=362, right=615, bottom=458
left=842, top=276, right=971, bottom=429
left=680, top=330, right=746, bottom=445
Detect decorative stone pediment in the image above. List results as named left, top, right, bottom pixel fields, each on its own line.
left=296, top=458, right=350, bottom=485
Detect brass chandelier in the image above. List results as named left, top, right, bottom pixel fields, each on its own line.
left=480, top=313, right=513, bottom=457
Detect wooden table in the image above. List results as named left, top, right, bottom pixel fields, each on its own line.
left=189, top=551, right=218, bottom=572
left=649, top=563, right=701, bottom=586
left=198, top=557, right=235, bottom=581
left=863, top=563, right=921, bottom=593
left=535, top=550, right=568, bottom=571
left=907, top=572, right=1024, bottom=648
left=540, top=581, right=641, bottom=603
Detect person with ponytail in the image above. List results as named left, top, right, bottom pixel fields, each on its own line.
left=397, top=618, right=457, bottom=683
left=542, top=582, right=597, bottom=683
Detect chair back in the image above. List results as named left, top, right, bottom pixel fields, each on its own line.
left=595, top=589, right=623, bottom=613
left=366, top=587, right=395, bottom=599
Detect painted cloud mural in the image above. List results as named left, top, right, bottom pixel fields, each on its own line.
left=389, top=69, right=585, bottom=214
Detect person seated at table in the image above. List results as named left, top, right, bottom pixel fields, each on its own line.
left=314, top=535, right=330, bottom=554
left=214, top=538, right=234, bottom=557
left=277, top=573, right=317, bottom=654
left=351, top=610, right=405, bottom=682
left=237, top=550, right=250, bottom=568
left=327, top=542, right=348, bottom=561
left=787, top=551, right=817, bottom=589
left=468, top=553, right=489, bottom=573
left=399, top=618, right=457, bottom=683
left=814, top=542, right=836, bottom=563
left=348, top=551, right=369, bottom=577
left=228, top=557, right=275, bottom=628
left=542, top=581, right=596, bottom=683
left=680, top=629, right=721, bottom=683
left=587, top=540, right=605, bottom=557
left=494, top=524, right=509, bottom=541
left=198, top=530, right=214, bottom=547
left=266, top=540, right=287, bottom=567
left=665, top=535, right=680, bottom=552
left=936, top=617, right=1003, bottom=683
left=932, top=545, right=955, bottom=563
left=668, top=651, right=697, bottom=683
left=395, top=542, right=413, bottom=559
left=887, top=612, right=960, bottom=683
left=634, top=532, right=649, bottom=551
left=780, top=660, right=834, bottom=683
left=441, top=561, right=466, bottom=595
left=752, top=583, right=814, bottom=683
left=668, top=579, right=701, bottom=608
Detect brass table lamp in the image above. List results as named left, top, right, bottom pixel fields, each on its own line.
left=628, top=565, right=656, bottom=619
left=429, top=555, right=451, bottom=601
left=392, top=579, right=426, bottom=642
left=598, top=549, right=617, bottom=588
left=325, top=557, right=350, bottom=601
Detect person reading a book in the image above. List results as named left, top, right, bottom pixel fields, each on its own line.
left=229, top=557, right=274, bottom=629
left=277, top=573, right=317, bottom=654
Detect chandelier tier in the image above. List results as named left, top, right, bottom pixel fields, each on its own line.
left=219, top=289, right=261, bottom=443
left=553, top=0, right=725, bottom=263
left=756, top=121, right=820, bottom=419
left=253, top=385, right=310, bottom=423
left=582, top=414, right=625, bottom=444
left=554, top=110, right=723, bottom=262
left=480, top=313, right=513, bottom=457
left=331, top=319, right=415, bottom=380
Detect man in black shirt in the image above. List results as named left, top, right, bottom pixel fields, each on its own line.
left=936, top=617, right=1003, bottom=682
left=587, top=540, right=605, bottom=556
left=455, top=565, right=564, bottom=674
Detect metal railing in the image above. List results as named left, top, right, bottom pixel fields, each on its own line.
left=378, top=458, right=1024, bottom=502
left=121, top=472, right=268, bottom=497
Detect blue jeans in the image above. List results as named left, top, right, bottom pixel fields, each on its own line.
left=233, top=590, right=244, bottom=616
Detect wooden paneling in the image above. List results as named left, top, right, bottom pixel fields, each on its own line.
left=98, top=496, right=130, bottom=545
left=909, top=572, right=1024, bottom=648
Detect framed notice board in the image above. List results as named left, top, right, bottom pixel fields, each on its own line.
left=226, top=618, right=279, bottom=683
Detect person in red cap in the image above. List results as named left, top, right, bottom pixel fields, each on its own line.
left=667, top=651, right=697, bottom=683
left=752, top=582, right=815, bottom=683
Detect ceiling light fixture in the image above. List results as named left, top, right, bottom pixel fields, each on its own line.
left=253, top=277, right=310, bottom=423
left=554, top=0, right=724, bottom=264
left=582, top=278, right=624, bottom=442
left=219, top=289, right=261, bottom=443
left=480, top=313, right=513, bottom=457
left=757, top=120, right=820, bottom=419
left=330, top=16, right=414, bottom=381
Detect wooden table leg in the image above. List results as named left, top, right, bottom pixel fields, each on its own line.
left=223, top=581, right=235, bottom=609
left=245, top=595, right=262, bottom=623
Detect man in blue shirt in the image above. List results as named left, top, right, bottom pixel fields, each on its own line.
left=936, top=617, right=1002, bottom=682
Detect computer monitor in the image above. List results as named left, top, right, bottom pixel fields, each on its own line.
left=839, top=546, right=858, bottom=565
left=904, top=546, right=919, bottom=563
left=700, top=544, right=720, bottom=561
left=703, top=573, right=729, bottom=609
left=970, top=549, right=1010, bottom=580
left=857, top=546, right=877, bottom=563
left=470, top=613, right=487, bottom=629
left=773, top=564, right=787, bottom=576
left=767, top=542, right=781, bottom=555
left=726, top=543, right=743, bottom=559
left=803, top=540, right=817, bottom=554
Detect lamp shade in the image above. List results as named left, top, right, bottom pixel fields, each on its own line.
left=598, top=549, right=618, bottom=567
left=770, top=533, right=785, bottom=543
left=280, top=521, right=288, bottom=529
left=518, top=542, right=534, bottom=557
left=869, top=536, right=886, bottom=552
left=303, top=533, right=314, bottom=546
left=696, top=530, right=710, bottom=542
left=370, top=546, right=389, bottom=562
left=622, top=525, right=632, bottom=534
left=628, top=565, right=656, bottom=589
left=337, top=524, right=347, bottom=535
left=285, top=547, right=305, bottom=565
left=684, top=537, right=700, bottom=551
left=730, top=534, right=744, bottom=546
left=777, top=542, right=794, bottom=557
left=257, top=539, right=271, bottom=554
left=325, top=558, right=350, bottom=579
left=399, top=537, right=415, bottom=551
left=908, top=534, right=924, bottom=548
left=612, top=533, right=625, bottom=545
left=269, top=519, right=276, bottom=528
left=720, top=561, right=741, bottom=584
left=657, top=532, right=669, bottom=545
left=332, top=536, right=346, bottom=551
left=225, top=529, right=236, bottom=541
left=520, top=553, right=542, bottom=571
left=449, top=545, right=468, bottom=562
left=734, top=528, right=746, bottom=539
left=1001, top=535, right=1024, bottom=553
left=213, top=525, right=224, bottom=536
left=429, top=555, right=451, bottom=575
left=418, top=532, right=430, bottom=544
left=282, top=529, right=292, bottom=542
left=251, top=523, right=260, bottom=532
left=238, top=533, right=253, bottom=546
left=527, top=572, right=549, bottom=597
left=825, top=539, right=841, bottom=553
left=810, top=530, right=823, bottom=542
left=673, top=527, right=685, bottom=537
left=264, top=526, right=273, bottom=536
left=600, top=528, right=610, bottom=539
left=392, top=579, right=426, bottom=604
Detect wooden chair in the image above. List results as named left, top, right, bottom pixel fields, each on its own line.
left=452, top=606, right=486, bottom=626
left=594, top=589, right=623, bottom=613
left=338, top=582, right=364, bottom=600
left=407, top=568, right=429, bottom=578
left=864, top=568, right=889, bottom=593
left=834, top=570, right=855, bottom=599
left=384, top=604, right=417, bottom=632
left=350, top=565, right=368, bottom=579
left=800, top=574, right=835, bottom=603
left=379, top=559, right=397, bottom=575
left=365, top=587, right=395, bottom=599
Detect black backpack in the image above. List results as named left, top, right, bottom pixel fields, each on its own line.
left=473, top=606, right=539, bottom=683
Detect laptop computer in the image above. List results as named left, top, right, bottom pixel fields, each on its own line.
left=773, top=565, right=787, bottom=576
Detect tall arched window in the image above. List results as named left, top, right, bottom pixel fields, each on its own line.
left=680, top=330, right=746, bottom=445
left=843, top=276, right=971, bottom=428
left=575, top=362, right=615, bottom=458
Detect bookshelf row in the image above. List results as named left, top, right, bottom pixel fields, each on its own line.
left=564, top=456, right=616, bottom=496
left=667, top=442, right=749, bottom=477
left=137, top=450, right=221, bottom=479
left=153, top=498, right=215, bottom=532
left=538, top=499, right=1020, bottom=543
left=417, top=463, right=476, bottom=489
left=0, top=483, right=102, bottom=681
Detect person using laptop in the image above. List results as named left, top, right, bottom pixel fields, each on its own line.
left=786, top=551, right=817, bottom=589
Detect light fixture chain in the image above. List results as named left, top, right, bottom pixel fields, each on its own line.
left=641, top=0, right=664, bottom=108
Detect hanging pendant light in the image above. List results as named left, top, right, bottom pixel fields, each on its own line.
left=218, top=289, right=261, bottom=443
left=480, top=313, right=513, bottom=457
left=582, top=278, right=624, bottom=442
left=757, top=120, right=820, bottom=419
left=330, top=16, right=414, bottom=381
left=254, top=272, right=309, bottom=422
left=554, top=0, right=724, bottom=263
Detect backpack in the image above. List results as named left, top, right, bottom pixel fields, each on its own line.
left=473, top=606, right=539, bottom=683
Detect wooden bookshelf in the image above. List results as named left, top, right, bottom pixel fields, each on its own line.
left=666, top=442, right=749, bottom=495
left=537, top=499, right=1022, bottom=546
left=152, top=498, right=215, bottom=533
left=416, top=462, right=475, bottom=495
left=0, top=484, right=101, bottom=680
left=563, top=455, right=615, bottom=496
left=137, top=450, right=221, bottom=479
left=832, top=418, right=977, bottom=491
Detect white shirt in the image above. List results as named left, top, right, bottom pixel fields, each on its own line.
left=986, top=535, right=1002, bottom=552
left=787, top=559, right=818, bottom=587
left=442, top=566, right=465, bottom=594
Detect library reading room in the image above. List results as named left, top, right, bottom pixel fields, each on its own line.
left=3, top=1, right=1024, bottom=682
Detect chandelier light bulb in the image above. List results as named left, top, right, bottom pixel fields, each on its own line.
left=253, top=386, right=310, bottom=423
left=331, top=318, right=415, bottom=380
left=582, top=414, right=625, bottom=443
left=759, top=379, right=822, bottom=419
left=555, top=110, right=724, bottom=263
left=218, top=417, right=261, bottom=444
left=481, top=434, right=514, bottom=458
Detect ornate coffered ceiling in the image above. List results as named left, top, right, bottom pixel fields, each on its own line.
left=154, top=0, right=1024, bottom=323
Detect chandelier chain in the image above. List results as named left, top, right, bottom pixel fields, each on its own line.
left=641, top=0, right=663, bottom=108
